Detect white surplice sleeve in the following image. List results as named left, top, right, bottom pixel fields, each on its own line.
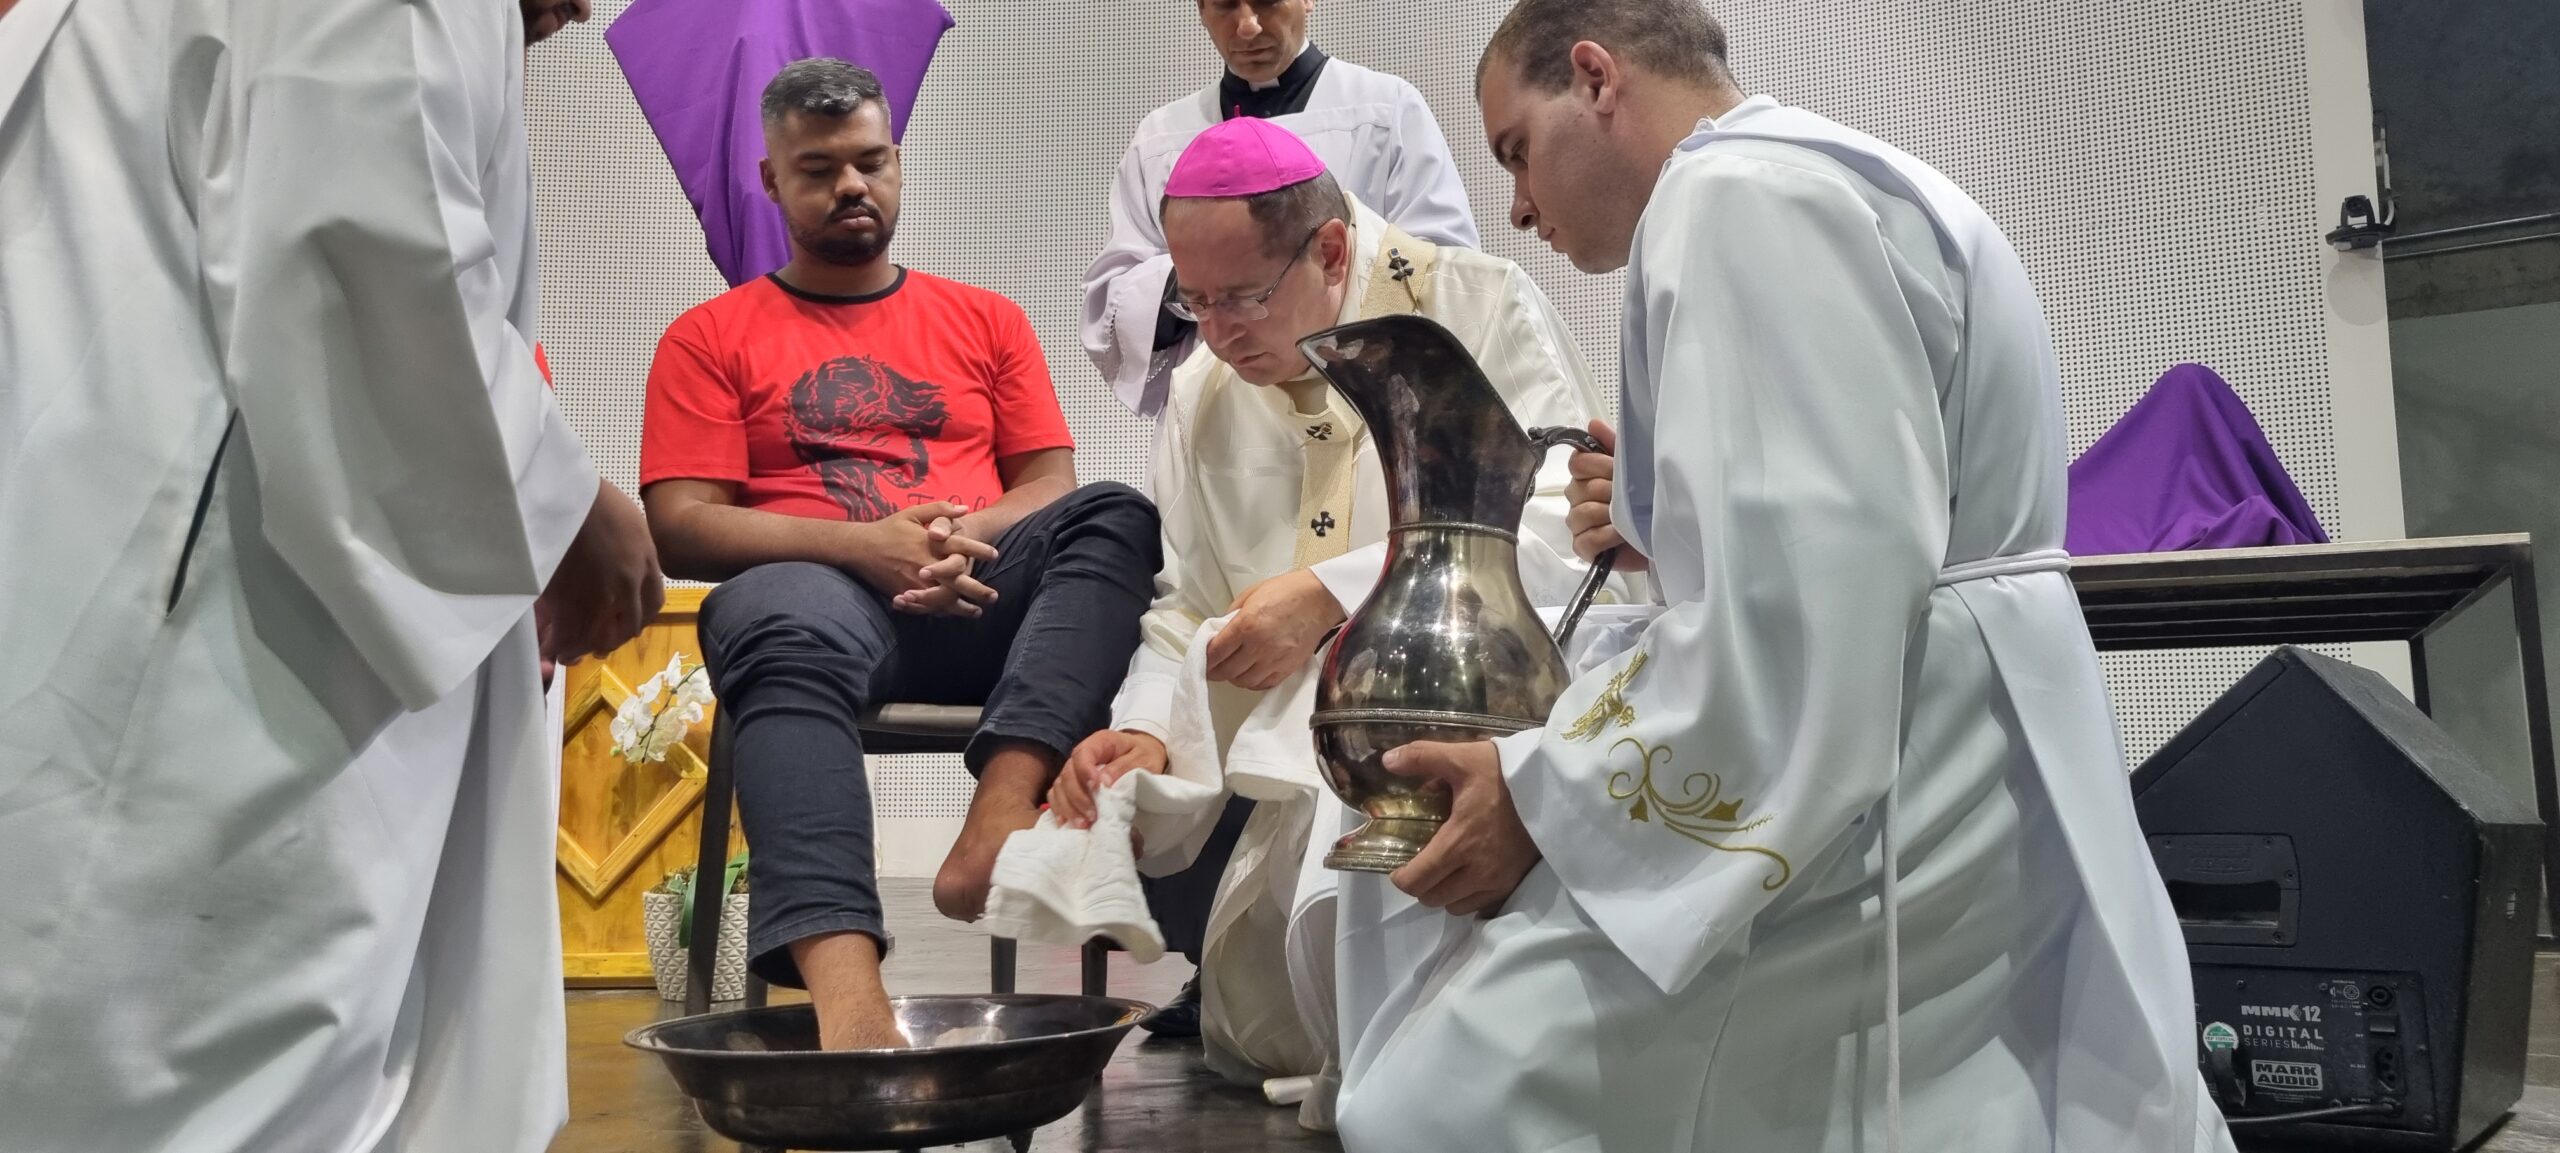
left=1081, top=132, right=1187, bottom=417
left=1109, top=383, right=1227, bottom=741
left=196, top=0, right=596, bottom=709
left=1496, top=151, right=1952, bottom=997
left=1379, top=82, right=1481, bottom=249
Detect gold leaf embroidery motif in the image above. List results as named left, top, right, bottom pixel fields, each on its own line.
left=1605, top=738, right=1793, bottom=891
left=1561, top=650, right=1649, bottom=742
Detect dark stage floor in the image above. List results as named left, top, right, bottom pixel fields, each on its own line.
left=554, top=879, right=2560, bottom=1153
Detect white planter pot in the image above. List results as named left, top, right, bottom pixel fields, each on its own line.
left=643, top=888, right=751, bottom=1003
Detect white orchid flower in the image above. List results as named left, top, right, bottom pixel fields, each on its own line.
left=607, top=654, right=718, bottom=765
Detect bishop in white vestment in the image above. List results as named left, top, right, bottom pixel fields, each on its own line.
left=1046, top=117, right=1626, bottom=1121
left=1080, top=0, right=1479, bottom=419
left=1330, top=7, right=2240, bottom=1151
left=0, top=1, right=650, bottom=1149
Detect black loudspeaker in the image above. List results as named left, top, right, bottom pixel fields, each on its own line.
left=2131, top=646, right=2542, bottom=1151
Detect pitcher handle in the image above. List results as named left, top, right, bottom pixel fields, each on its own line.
left=1553, top=547, right=1619, bottom=651
left=1526, top=425, right=1618, bottom=650
left=1526, top=425, right=1605, bottom=456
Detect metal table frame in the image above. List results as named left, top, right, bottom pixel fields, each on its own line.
left=2069, top=533, right=2555, bottom=929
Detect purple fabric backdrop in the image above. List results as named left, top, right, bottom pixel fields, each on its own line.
left=606, top=0, right=954, bottom=287
left=2066, top=363, right=2329, bottom=556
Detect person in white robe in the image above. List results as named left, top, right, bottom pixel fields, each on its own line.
left=1042, top=116, right=1629, bottom=1127
left=1080, top=0, right=1481, bottom=419
left=0, top=1, right=658, bottom=1150
left=1327, top=4, right=2241, bottom=1151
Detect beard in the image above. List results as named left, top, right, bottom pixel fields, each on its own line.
left=790, top=201, right=895, bottom=266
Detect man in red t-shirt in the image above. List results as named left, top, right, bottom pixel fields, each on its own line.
left=640, top=59, right=1160, bottom=1050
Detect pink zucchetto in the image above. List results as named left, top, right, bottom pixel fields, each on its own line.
left=1163, top=116, right=1328, bottom=199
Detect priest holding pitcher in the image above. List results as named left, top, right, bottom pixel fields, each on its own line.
left=1326, top=2, right=2239, bottom=1151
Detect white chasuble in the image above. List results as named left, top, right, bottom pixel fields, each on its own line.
left=1332, top=98, right=2238, bottom=1153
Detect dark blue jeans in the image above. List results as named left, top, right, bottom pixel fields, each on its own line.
left=699, top=482, right=1174, bottom=987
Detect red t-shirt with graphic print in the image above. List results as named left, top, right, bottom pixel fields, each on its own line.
left=640, top=270, right=1073, bottom=521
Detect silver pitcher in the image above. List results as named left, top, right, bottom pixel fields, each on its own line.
left=1298, top=313, right=1616, bottom=873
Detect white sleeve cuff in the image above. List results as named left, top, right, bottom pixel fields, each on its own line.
left=1109, top=663, right=1181, bottom=738
left=1494, top=726, right=1545, bottom=791
left=1310, top=542, right=1390, bottom=617
left=1109, top=257, right=1177, bottom=416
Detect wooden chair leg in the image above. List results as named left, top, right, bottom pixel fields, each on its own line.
left=685, top=712, right=737, bottom=1019
left=990, top=937, right=1017, bottom=994
left=1080, top=939, right=1109, bottom=997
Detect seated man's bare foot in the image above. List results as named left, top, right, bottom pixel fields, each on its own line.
left=932, top=804, right=1038, bottom=922
left=817, top=993, right=909, bottom=1051
left=934, top=743, right=1056, bottom=922
left=790, top=932, right=907, bottom=1050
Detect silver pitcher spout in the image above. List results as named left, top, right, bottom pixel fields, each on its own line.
left=1298, top=313, right=1617, bottom=873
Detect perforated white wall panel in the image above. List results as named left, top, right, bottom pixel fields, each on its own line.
left=528, top=0, right=2390, bottom=828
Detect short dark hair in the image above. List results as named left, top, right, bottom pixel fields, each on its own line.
left=761, top=57, right=886, bottom=126
left=1161, top=169, right=1352, bottom=261
left=1480, top=0, right=1734, bottom=93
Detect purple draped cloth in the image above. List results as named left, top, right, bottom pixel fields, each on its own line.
left=606, top=0, right=954, bottom=287
left=2066, top=363, right=2329, bottom=556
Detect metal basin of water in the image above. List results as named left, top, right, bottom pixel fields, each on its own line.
left=624, top=994, right=1155, bottom=1151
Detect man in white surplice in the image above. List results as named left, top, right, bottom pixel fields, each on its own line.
left=1081, top=0, right=1480, bottom=419
left=1042, top=116, right=1626, bottom=1124
left=1328, top=3, right=2241, bottom=1151
left=0, top=1, right=658, bottom=1150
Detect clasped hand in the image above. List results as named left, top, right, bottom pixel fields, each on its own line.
left=842, top=502, right=1002, bottom=617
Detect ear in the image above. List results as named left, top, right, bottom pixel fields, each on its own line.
left=759, top=156, right=780, bottom=205
left=1317, top=218, right=1353, bottom=285
left=1569, top=40, right=1621, bottom=116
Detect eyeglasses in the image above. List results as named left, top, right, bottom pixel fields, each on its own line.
left=1166, top=224, right=1323, bottom=323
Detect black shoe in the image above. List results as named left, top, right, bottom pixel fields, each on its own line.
left=1143, top=974, right=1202, bottom=1038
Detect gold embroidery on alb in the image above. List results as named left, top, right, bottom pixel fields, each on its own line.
left=1560, top=650, right=1649, bottom=742
left=1606, top=737, right=1793, bottom=891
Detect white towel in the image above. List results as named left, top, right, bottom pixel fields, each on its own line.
left=1129, top=614, right=1252, bottom=875
left=976, top=610, right=1368, bottom=1096
left=981, top=617, right=1235, bottom=962
left=982, top=772, right=1169, bottom=962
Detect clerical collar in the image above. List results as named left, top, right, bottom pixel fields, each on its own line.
left=1220, top=44, right=1328, bottom=120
